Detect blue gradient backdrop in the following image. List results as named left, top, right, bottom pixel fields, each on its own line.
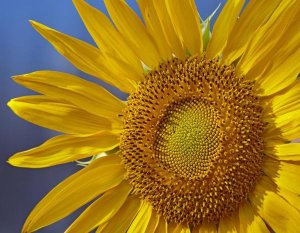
left=1, top=0, right=235, bottom=232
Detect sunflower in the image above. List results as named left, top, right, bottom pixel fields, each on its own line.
left=8, top=0, right=300, bottom=232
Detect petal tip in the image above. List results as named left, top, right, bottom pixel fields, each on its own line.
left=29, top=20, right=50, bottom=33
left=7, top=156, right=20, bottom=167
left=29, top=20, right=39, bottom=28
left=29, top=19, right=38, bottom=25
left=12, top=73, right=34, bottom=84
left=7, top=99, right=15, bottom=109
left=12, top=75, right=23, bottom=81
left=6, top=158, right=13, bottom=165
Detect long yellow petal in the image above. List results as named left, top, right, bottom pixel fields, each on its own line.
left=263, top=157, right=300, bottom=194
left=249, top=176, right=300, bottom=233
left=278, top=187, right=300, bottom=213
left=137, top=0, right=173, bottom=61
left=30, top=21, right=136, bottom=92
left=127, top=202, right=152, bottom=233
left=282, top=128, right=300, bottom=142
left=252, top=24, right=300, bottom=96
left=265, top=109, right=300, bottom=141
left=207, top=0, right=245, bottom=59
left=7, top=96, right=117, bottom=135
left=263, top=175, right=300, bottom=213
left=246, top=16, right=300, bottom=87
left=265, top=143, right=300, bottom=161
left=154, top=216, right=167, bottom=233
left=104, top=0, right=161, bottom=68
left=22, top=155, right=124, bottom=232
left=13, top=71, right=125, bottom=121
left=72, top=0, right=143, bottom=81
left=222, top=0, right=282, bottom=64
left=66, top=181, right=132, bottom=233
left=254, top=53, right=300, bottom=96
left=218, top=214, right=238, bottom=233
left=165, top=0, right=202, bottom=55
left=236, top=0, right=299, bottom=76
left=99, top=195, right=141, bottom=233
left=101, top=53, right=140, bottom=91
left=145, top=210, right=160, bottom=233
left=239, top=202, right=268, bottom=233
left=152, top=0, right=185, bottom=59
left=192, top=223, right=217, bottom=233
left=8, top=131, right=119, bottom=168
left=265, top=81, right=300, bottom=116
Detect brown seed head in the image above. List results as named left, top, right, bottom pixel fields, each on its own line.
left=120, top=56, right=265, bottom=226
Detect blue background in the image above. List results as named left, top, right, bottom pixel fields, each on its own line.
left=0, top=0, right=229, bottom=232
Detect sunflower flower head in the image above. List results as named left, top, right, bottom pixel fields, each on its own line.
left=8, top=0, right=300, bottom=232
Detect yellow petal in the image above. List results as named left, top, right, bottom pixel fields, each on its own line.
left=263, top=175, right=300, bottom=213
left=72, top=0, right=143, bottom=81
left=254, top=49, right=300, bottom=96
left=266, top=81, right=300, bottom=116
left=154, top=216, right=168, bottom=233
left=236, top=0, right=299, bottom=76
left=127, top=202, right=152, bottom=233
left=239, top=202, right=268, bottom=233
left=66, top=181, right=132, bottom=233
left=207, top=0, right=245, bottom=59
left=281, top=127, right=300, bottom=142
left=218, top=214, right=239, bottom=233
left=177, top=227, right=191, bottom=233
left=223, top=0, right=282, bottom=64
left=99, top=195, right=141, bottom=233
left=145, top=210, right=160, bottom=233
left=22, top=155, right=124, bottom=232
left=265, top=143, right=300, bottom=161
left=13, top=71, right=125, bottom=121
left=8, top=131, right=119, bottom=168
left=246, top=16, right=300, bottom=92
left=278, top=187, right=300, bottom=212
left=192, top=223, right=217, bottom=233
left=30, top=21, right=136, bottom=92
left=102, top=53, right=140, bottom=90
left=265, top=109, right=300, bottom=141
left=263, top=157, right=300, bottom=194
left=249, top=175, right=300, bottom=233
left=104, top=0, right=161, bottom=68
left=137, top=0, right=173, bottom=61
left=152, top=0, right=185, bottom=59
left=165, top=0, right=202, bottom=55
left=7, top=96, right=117, bottom=135
left=96, top=223, right=108, bottom=233
left=168, top=223, right=191, bottom=233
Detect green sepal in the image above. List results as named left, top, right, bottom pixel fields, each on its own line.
left=201, top=3, right=221, bottom=51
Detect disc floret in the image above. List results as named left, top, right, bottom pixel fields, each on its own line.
left=121, top=56, right=265, bottom=226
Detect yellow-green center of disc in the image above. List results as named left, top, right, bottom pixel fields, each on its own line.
left=154, top=99, right=221, bottom=178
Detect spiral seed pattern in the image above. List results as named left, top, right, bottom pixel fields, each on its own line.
left=120, top=56, right=265, bottom=226
left=155, top=99, right=221, bottom=178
